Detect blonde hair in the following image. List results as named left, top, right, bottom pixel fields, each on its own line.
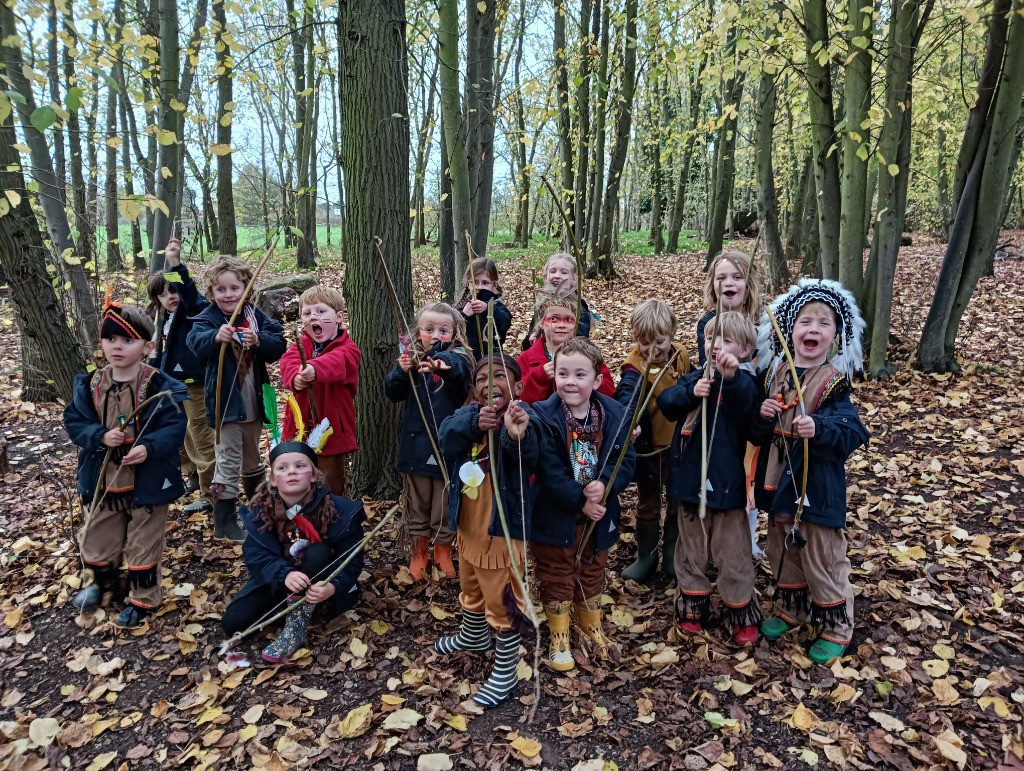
left=553, top=336, right=604, bottom=375
left=630, top=299, right=677, bottom=340
left=542, top=252, right=578, bottom=288
left=535, top=286, right=580, bottom=320
left=705, top=310, right=757, bottom=359
left=458, top=257, right=503, bottom=305
left=704, top=250, right=762, bottom=320
left=205, top=255, right=255, bottom=299
left=299, top=285, right=346, bottom=313
left=413, top=301, right=472, bottom=357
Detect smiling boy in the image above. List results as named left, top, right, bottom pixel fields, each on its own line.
left=280, top=286, right=361, bottom=496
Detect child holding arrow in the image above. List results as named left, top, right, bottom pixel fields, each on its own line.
left=751, top=279, right=870, bottom=664
left=280, top=286, right=361, bottom=496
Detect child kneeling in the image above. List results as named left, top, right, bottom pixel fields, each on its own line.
left=221, top=442, right=365, bottom=663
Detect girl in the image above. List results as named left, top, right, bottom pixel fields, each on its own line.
left=458, top=257, right=513, bottom=361
left=696, top=250, right=762, bottom=366
left=187, top=256, right=287, bottom=540
left=221, top=441, right=365, bottom=663
left=435, top=354, right=537, bottom=708
left=521, top=252, right=592, bottom=350
left=385, top=302, right=473, bottom=580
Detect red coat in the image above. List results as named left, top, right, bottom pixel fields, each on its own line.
left=516, top=337, right=616, bottom=405
left=280, top=330, right=361, bottom=455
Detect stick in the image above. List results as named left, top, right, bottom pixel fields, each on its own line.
left=294, top=324, right=321, bottom=424
left=698, top=285, right=725, bottom=521
left=465, top=230, right=486, bottom=359
left=214, top=236, right=279, bottom=443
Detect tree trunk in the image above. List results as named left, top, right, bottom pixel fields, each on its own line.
left=150, top=0, right=181, bottom=272
left=511, top=0, right=530, bottom=247
left=553, top=0, right=574, bottom=245
left=466, top=0, right=497, bottom=255
left=47, top=0, right=66, bottom=207
left=666, top=30, right=709, bottom=253
left=802, top=0, right=841, bottom=279
left=785, top=152, right=812, bottom=259
left=754, top=70, right=789, bottom=289
left=585, top=0, right=610, bottom=269
left=411, top=56, right=439, bottom=247
left=214, top=0, right=237, bottom=254
left=338, top=0, right=410, bottom=499
left=63, top=9, right=97, bottom=276
left=594, top=0, right=638, bottom=277
left=0, top=113, right=83, bottom=402
left=573, top=0, right=595, bottom=247
left=104, top=72, right=122, bottom=271
left=706, top=29, right=746, bottom=265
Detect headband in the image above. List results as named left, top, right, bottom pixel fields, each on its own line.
left=269, top=441, right=320, bottom=468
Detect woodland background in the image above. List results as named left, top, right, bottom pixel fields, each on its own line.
left=0, top=0, right=1022, bottom=768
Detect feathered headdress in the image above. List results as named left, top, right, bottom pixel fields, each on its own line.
left=99, top=283, right=146, bottom=341
left=756, top=278, right=865, bottom=379
left=261, top=385, right=333, bottom=453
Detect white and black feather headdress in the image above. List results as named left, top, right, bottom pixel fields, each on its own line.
left=756, top=278, right=866, bottom=379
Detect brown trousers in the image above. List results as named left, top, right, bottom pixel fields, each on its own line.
left=674, top=504, right=756, bottom=619
left=459, top=556, right=526, bottom=631
left=767, top=519, right=854, bottom=645
left=213, top=419, right=263, bottom=499
left=80, top=502, right=168, bottom=609
left=635, top=451, right=679, bottom=527
left=532, top=522, right=607, bottom=604
left=318, top=452, right=352, bottom=498
left=179, top=382, right=215, bottom=496
left=401, top=474, right=453, bottom=546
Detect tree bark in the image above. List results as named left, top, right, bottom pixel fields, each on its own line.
left=553, top=0, right=574, bottom=242
left=338, top=0, right=410, bottom=499
left=150, top=0, right=181, bottom=272
left=104, top=71, right=122, bottom=271
left=666, top=32, right=709, bottom=254
left=585, top=0, right=610, bottom=268
left=466, top=0, right=498, bottom=255
left=411, top=55, right=439, bottom=247
left=214, top=0, right=237, bottom=254
left=439, top=0, right=472, bottom=290
left=573, top=0, right=595, bottom=247
left=47, top=0, right=66, bottom=207
left=706, top=28, right=746, bottom=265
left=63, top=8, right=97, bottom=276
left=754, top=70, right=789, bottom=289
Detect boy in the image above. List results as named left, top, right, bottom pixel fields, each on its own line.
left=657, top=311, right=760, bottom=646
left=65, top=302, right=188, bottom=628
left=530, top=338, right=635, bottom=672
left=147, top=237, right=215, bottom=514
left=615, top=299, right=691, bottom=583
left=187, top=255, right=287, bottom=541
left=279, top=286, right=361, bottom=496
left=751, top=279, right=870, bottom=664
left=517, top=288, right=615, bottom=405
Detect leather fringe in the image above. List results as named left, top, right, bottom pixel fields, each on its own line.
left=677, top=592, right=711, bottom=625
left=775, top=585, right=809, bottom=615
left=724, top=600, right=762, bottom=629
left=810, top=601, right=849, bottom=631
left=127, top=565, right=158, bottom=589
left=503, top=583, right=534, bottom=639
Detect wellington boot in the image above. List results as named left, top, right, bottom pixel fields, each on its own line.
left=408, top=537, right=430, bottom=581
left=473, top=630, right=521, bottom=708
left=213, top=498, right=246, bottom=541
left=433, top=543, right=457, bottom=579
left=621, top=522, right=660, bottom=583
left=573, top=597, right=611, bottom=660
left=241, top=467, right=266, bottom=501
left=544, top=601, right=575, bottom=671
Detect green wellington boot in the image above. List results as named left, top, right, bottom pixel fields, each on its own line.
left=621, top=522, right=660, bottom=583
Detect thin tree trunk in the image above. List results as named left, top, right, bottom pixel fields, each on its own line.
left=214, top=0, right=237, bottom=254
left=554, top=0, right=574, bottom=241
left=706, top=29, right=746, bottom=265
left=466, top=0, right=497, bottom=254
left=439, top=0, right=472, bottom=287
left=47, top=0, right=66, bottom=206
left=150, top=0, right=181, bottom=271
left=63, top=9, right=97, bottom=275
left=104, top=70, right=122, bottom=271
left=754, top=70, right=789, bottom=289
left=573, top=0, right=594, bottom=246
left=411, top=55, right=439, bottom=247
left=585, top=0, right=609, bottom=268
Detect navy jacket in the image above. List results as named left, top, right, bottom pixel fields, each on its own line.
left=657, top=368, right=758, bottom=510
left=236, top=485, right=365, bottom=617
left=186, top=303, right=287, bottom=427
left=64, top=367, right=189, bottom=506
left=520, top=296, right=593, bottom=351
left=749, top=370, right=870, bottom=529
left=530, top=392, right=635, bottom=551
left=461, top=289, right=513, bottom=361
left=439, top=404, right=540, bottom=540
left=695, top=310, right=715, bottom=367
left=384, top=342, right=472, bottom=479
left=152, top=264, right=209, bottom=383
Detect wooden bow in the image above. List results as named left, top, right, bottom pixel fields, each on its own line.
left=698, top=285, right=725, bottom=521
left=294, top=323, right=321, bottom=424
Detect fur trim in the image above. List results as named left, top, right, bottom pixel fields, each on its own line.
left=757, top=278, right=866, bottom=379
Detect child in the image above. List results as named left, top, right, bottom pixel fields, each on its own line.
left=521, top=252, right=593, bottom=350
left=459, top=257, right=512, bottom=361
left=530, top=338, right=635, bottom=671
left=517, top=288, right=615, bottom=405
left=750, top=279, right=870, bottom=664
left=657, top=311, right=760, bottom=646
left=615, top=299, right=691, bottom=583
left=187, top=255, right=287, bottom=540
left=65, top=302, right=188, bottom=628
left=696, top=250, right=762, bottom=366
left=280, top=286, right=361, bottom=496
left=435, top=354, right=537, bottom=708
left=221, top=441, right=365, bottom=663
left=384, top=302, right=473, bottom=580
left=147, top=237, right=216, bottom=515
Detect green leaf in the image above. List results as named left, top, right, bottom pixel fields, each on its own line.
left=163, top=271, right=184, bottom=284
left=65, top=86, right=83, bottom=112
left=704, top=711, right=738, bottom=730
left=887, top=163, right=900, bottom=177
left=29, top=106, right=57, bottom=133
left=6, top=90, right=26, bottom=105
left=875, top=680, right=893, bottom=697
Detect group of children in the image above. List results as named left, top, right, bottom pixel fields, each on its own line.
left=63, top=245, right=869, bottom=709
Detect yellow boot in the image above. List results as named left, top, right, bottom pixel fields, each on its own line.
left=574, top=596, right=611, bottom=660
left=544, top=601, right=575, bottom=671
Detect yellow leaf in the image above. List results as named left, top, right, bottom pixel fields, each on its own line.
left=196, top=706, right=223, bottom=725
left=931, top=729, right=967, bottom=769
left=430, top=605, right=453, bottom=620
left=4, top=189, right=21, bottom=207
left=157, top=129, right=177, bottom=145
left=785, top=702, right=820, bottom=732
left=445, top=714, right=467, bottom=731
left=370, top=619, right=390, bottom=635
left=337, top=703, right=373, bottom=739
left=510, top=735, right=542, bottom=758
left=28, top=717, right=60, bottom=748
left=381, top=708, right=423, bottom=731
left=829, top=684, right=858, bottom=703
left=238, top=723, right=258, bottom=741
left=979, top=696, right=1012, bottom=718
left=933, top=642, right=955, bottom=660
left=210, top=143, right=234, bottom=156
left=922, top=659, right=949, bottom=677
left=85, top=751, right=118, bottom=771
left=887, top=163, right=900, bottom=177
left=4, top=607, right=24, bottom=627
left=381, top=694, right=405, bottom=706
left=303, top=688, right=328, bottom=701
left=350, top=637, right=367, bottom=658
left=476, top=1, right=487, bottom=10
left=931, top=678, right=960, bottom=706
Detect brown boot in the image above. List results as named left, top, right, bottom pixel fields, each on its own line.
left=433, top=543, right=456, bottom=578
left=409, top=536, right=430, bottom=580
left=574, top=596, right=611, bottom=660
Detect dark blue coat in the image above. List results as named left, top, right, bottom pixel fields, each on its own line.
left=186, top=303, right=287, bottom=427
left=439, top=404, right=540, bottom=540
left=749, top=370, right=870, bottom=529
left=236, top=485, right=365, bottom=617
left=695, top=309, right=715, bottom=367
left=529, top=392, right=635, bottom=551
left=153, top=264, right=209, bottom=383
left=64, top=367, right=189, bottom=506
left=520, top=296, right=592, bottom=351
left=461, top=289, right=513, bottom=361
left=384, top=343, right=473, bottom=479
left=657, top=368, right=758, bottom=510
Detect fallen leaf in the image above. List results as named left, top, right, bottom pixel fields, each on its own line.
left=28, top=717, right=59, bottom=748
left=381, top=708, right=423, bottom=731
left=417, top=753, right=453, bottom=771
left=337, top=704, right=373, bottom=739
left=510, top=735, right=542, bottom=758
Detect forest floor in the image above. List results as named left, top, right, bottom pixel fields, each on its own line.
left=1, top=235, right=1023, bottom=771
